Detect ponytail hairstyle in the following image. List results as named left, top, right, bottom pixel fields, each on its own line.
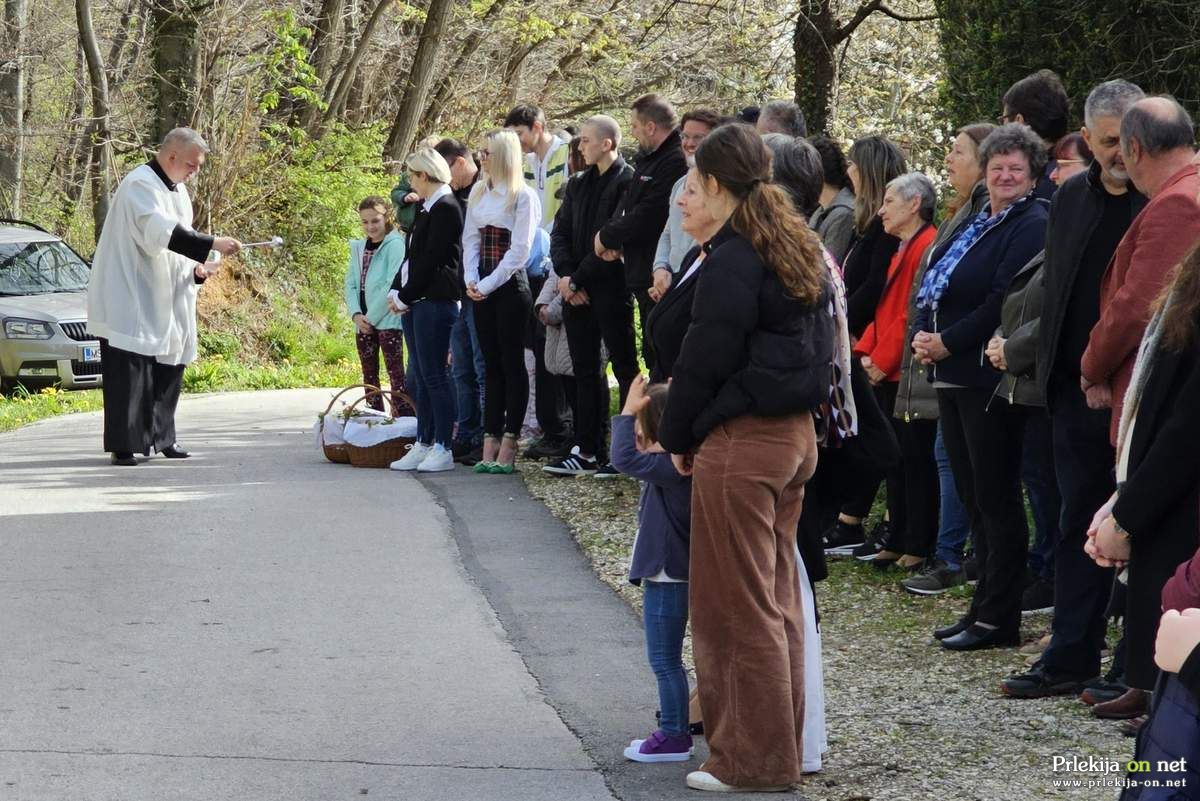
left=847, top=135, right=907, bottom=233
left=1157, top=245, right=1200, bottom=352
left=693, top=123, right=825, bottom=305
left=357, top=195, right=395, bottom=230
left=470, top=129, right=525, bottom=212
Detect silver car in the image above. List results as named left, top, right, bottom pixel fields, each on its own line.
left=0, top=220, right=101, bottom=391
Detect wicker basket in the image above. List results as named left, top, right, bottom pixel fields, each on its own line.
left=318, top=385, right=376, bottom=464
left=342, top=389, right=417, bottom=468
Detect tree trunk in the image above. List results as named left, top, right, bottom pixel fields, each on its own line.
left=299, top=0, right=344, bottom=130
left=77, top=0, right=112, bottom=235
left=149, top=0, right=203, bottom=144
left=383, top=0, right=456, bottom=162
left=0, top=0, right=28, bottom=217
left=793, top=0, right=838, bottom=136
left=417, top=0, right=510, bottom=134
left=321, top=0, right=392, bottom=128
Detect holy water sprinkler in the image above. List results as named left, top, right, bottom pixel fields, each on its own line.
left=241, top=236, right=284, bottom=249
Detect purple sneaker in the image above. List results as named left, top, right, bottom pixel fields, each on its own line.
left=622, top=729, right=694, bottom=763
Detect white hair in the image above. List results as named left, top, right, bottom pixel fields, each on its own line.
left=160, top=127, right=210, bottom=154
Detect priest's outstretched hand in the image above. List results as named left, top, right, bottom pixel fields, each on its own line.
left=213, top=237, right=242, bottom=256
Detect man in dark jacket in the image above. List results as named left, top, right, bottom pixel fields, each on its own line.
left=544, top=115, right=637, bottom=477
left=1001, top=79, right=1147, bottom=699
left=595, top=94, right=688, bottom=371
left=1002, top=69, right=1071, bottom=201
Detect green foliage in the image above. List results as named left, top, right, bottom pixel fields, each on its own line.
left=256, top=10, right=324, bottom=114
left=0, top=386, right=104, bottom=433
left=934, top=0, right=1200, bottom=129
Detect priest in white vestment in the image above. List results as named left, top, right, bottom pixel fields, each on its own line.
left=87, top=127, right=241, bottom=465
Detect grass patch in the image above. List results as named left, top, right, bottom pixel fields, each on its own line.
left=1, top=353, right=363, bottom=435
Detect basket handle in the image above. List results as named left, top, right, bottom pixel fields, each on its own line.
left=321, top=384, right=381, bottom=419
left=343, top=388, right=387, bottom=418
left=343, top=386, right=416, bottom=419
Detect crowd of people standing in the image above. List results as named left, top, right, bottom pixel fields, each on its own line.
left=341, top=73, right=1200, bottom=794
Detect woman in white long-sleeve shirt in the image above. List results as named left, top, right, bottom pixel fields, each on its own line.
left=463, top=130, right=542, bottom=473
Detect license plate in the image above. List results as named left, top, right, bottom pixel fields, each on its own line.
left=82, top=346, right=100, bottom=362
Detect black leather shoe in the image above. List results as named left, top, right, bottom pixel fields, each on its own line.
left=933, top=617, right=973, bottom=640
left=110, top=452, right=137, bottom=466
left=161, top=444, right=190, bottom=459
left=941, top=623, right=1021, bottom=652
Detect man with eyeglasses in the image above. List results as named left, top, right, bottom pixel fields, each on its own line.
left=649, top=108, right=722, bottom=303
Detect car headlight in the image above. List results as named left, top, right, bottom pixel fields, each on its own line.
left=3, top=318, right=54, bottom=340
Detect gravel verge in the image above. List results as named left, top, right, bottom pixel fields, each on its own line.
left=518, top=458, right=1133, bottom=801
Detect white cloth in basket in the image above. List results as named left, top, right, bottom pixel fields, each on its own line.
left=342, top=416, right=419, bottom=447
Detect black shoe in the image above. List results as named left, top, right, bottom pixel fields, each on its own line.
left=823, top=521, right=866, bottom=556
left=543, top=447, right=598, bottom=476
left=941, top=623, right=1020, bottom=652
left=852, top=521, right=890, bottom=561
left=110, top=452, right=137, bottom=466
left=524, top=435, right=571, bottom=460
left=1001, top=665, right=1095, bottom=698
left=593, top=463, right=620, bottom=479
left=161, top=444, right=190, bottom=459
left=459, top=445, right=484, bottom=467
left=1021, top=576, right=1055, bottom=614
left=933, top=616, right=973, bottom=640
left=451, top=440, right=475, bottom=462
left=963, top=555, right=979, bottom=585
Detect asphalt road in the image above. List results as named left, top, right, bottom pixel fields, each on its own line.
left=0, top=389, right=799, bottom=800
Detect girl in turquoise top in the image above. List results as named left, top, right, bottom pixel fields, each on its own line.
left=344, top=195, right=414, bottom=415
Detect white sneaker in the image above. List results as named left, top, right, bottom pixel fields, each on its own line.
left=416, top=444, right=455, bottom=473
left=685, top=770, right=791, bottom=793
left=390, top=442, right=431, bottom=471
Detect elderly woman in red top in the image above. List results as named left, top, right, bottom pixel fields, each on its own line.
left=853, top=172, right=939, bottom=571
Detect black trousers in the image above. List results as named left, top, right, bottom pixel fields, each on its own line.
left=937, top=386, right=1028, bottom=632
left=100, top=339, right=185, bottom=455
left=634, top=286, right=656, bottom=373
left=529, top=274, right=570, bottom=439
left=1040, top=378, right=1117, bottom=679
left=474, top=281, right=532, bottom=437
left=563, top=280, right=639, bottom=459
left=895, top=413, right=940, bottom=557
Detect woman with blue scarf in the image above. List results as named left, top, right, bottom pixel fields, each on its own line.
left=910, top=123, right=1049, bottom=651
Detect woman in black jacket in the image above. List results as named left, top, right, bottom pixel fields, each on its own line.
left=911, top=123, right=1050, bottom=650
left=1087, top=246, right=1200, bottom=705
left=643, top=170, right=721, bottom=382
left=831, top=136, right=906, bottom=553
left=386, top=148, right=464, bottom=473
left=658, top=123, right=833, bottom=794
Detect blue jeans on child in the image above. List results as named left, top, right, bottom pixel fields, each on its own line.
left=934, top=422, right=972, bottom=570
left=450, top=300, right=486, bottom=446
left=402, top=300, right=459, bottom=447
left=643, top=579, right=689, bottom=736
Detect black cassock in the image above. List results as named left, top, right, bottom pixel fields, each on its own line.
left=99, top=159, right=214, bottom=456
left=100, top=341, right=185, bottom=455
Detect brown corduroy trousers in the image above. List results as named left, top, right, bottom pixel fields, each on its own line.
left=689, top=412, right=819, bottom=787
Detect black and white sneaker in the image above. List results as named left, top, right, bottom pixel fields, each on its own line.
left=823, top=521, right=866, bottom=556
left=594, top=463, right=621, bottom=479
left=853, top=520, right=891, bottom=561
left=543, top=446, right=599, bottom=477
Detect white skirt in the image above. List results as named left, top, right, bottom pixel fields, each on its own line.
left=797, top=545, right=828, bottom=773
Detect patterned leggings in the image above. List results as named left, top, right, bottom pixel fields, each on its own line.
left=355, top=327, right=415, bottom=416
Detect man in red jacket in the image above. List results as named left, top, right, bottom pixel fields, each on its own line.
left=1081, top=96, right=1200, bottom=445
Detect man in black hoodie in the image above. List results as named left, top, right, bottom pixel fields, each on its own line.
left=595, top=94, right=688, bottom=371
left=544, top=115, right=636, bottom=477
left=1002, top=79, right=1148, bottom=700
